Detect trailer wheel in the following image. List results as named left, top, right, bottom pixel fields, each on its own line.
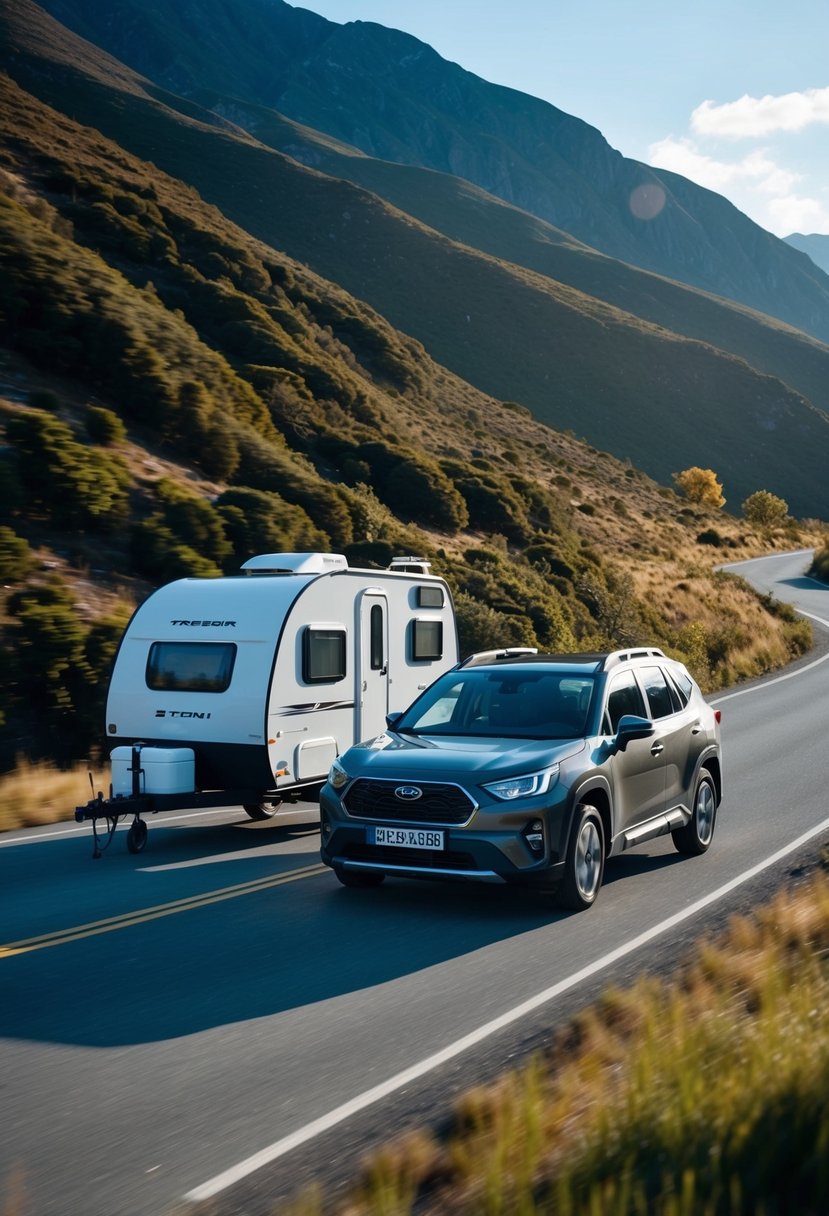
left=243, top=799, right=281, bottom=820
left=127, top=818, right=148, bottom=854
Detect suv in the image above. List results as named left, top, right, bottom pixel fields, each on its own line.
left=320, top=648, right=722, bottom=910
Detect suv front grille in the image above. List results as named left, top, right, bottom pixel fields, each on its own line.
left=343, top=779, right=475, bottom=825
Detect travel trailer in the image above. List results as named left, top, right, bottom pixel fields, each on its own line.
left=75, top=553, right=458, bottom=854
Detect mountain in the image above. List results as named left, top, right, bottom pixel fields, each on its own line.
left=34, top=0, right=829, bottom=347
left=0, top=1, right=821, bottom=770
left=3, top=0, right=829, bottom=519
left=784, top=233, right=829, bottom=277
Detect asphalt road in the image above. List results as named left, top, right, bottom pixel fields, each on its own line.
left=2, top=549, right=828, bottom=1216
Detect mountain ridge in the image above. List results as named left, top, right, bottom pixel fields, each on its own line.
left=2, top=0, right=829, bottom=517
left=34, top=0, right=829, bottom=346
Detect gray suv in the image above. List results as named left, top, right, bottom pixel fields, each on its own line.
left=319, top=648, right=722, bottom=910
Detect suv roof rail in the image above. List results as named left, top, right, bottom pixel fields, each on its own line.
left=459, top=647, right=539, bottom=668
left=602, top=647, right=666, bottom=669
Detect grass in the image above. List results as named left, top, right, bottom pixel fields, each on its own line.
left=278, top=865, right=829, bottom=1216
left=0, top=757, right=105, bottom=833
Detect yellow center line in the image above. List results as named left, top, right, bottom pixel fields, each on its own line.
left=0, top=863, right=329, bottom=959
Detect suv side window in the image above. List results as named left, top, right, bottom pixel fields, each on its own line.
left=640, top=665, right=676, bottom=719
left=604, top=670, right=648, bottom=733
left=667, top=665, right=693, bottom=707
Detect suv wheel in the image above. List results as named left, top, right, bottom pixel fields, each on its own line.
left=672, top=770, right=717, bottom=856
left=556, top=804, right=605, bottom=911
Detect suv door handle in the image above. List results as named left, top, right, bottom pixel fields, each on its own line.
left=650, top=742, right=664, bottom=756
left=691, top=722, right=702, bottom=734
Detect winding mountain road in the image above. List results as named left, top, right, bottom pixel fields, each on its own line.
left=2, top=549, right=828, bottom=1216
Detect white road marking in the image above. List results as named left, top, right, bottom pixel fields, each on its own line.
left=0, top=808, right=246, bottom=847
left=184, top=815, right=829, bottom=1204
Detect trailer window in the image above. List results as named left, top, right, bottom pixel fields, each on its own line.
left=370, top=604, right=385, bottom=671
left=411, top=618, right=443, bottom=661
left=417, top=585, right=444, bottom=609
left=303, top=627, right=346, bottom=683
left=146, top=642, right=237, bottom=693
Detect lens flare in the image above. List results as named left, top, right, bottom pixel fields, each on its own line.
left=629, top=183, right=667, bottom=220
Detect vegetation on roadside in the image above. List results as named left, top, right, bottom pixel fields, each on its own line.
left=278, top=864, right=829, bottom=1216
left=810, top=538, right=829, bottom=584
left=0, top=757, right=105, bottom=834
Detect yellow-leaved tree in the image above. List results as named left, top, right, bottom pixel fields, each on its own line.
left=673, top=466, right=725, bottom=509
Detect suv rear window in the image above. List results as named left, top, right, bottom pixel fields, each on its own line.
left=640, top=665, right=676, bottom=719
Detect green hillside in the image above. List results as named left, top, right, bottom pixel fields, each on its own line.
left=2, top=0, right=828, bottom=518
left=36, top=0, right=829, bottom=346
left=238, top=100, right=829, bottom=425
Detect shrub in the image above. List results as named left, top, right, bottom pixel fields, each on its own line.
left=450, top=472, right=528, bottom=541
left=215, top=487, right=325, bottom=568
left=454, top=593, right=538, bottom=658
left=3, top=579, right=91, bottom=763
left=696, top=528, right=723, bottom=547
left=85, top=405, right=127, bottom=445
left=742, top=489, right=789, bottom=526
left=0, top=526, right=34, bottom=581
left=131, top=519, right=222, bottom=582
left=5, top=410, right=130, bottom=530
left=234, top=432, right=353, bottom=546
left=129, top=479, right=234, bottom=582
left=810, top=540, right=829, bottom=584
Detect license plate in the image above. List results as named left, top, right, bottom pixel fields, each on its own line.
left=370, top=825, right=445, bottom=850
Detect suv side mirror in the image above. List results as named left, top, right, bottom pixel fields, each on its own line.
left=615, top=714, right=655, bottom=750
left=386, top=711, right=404, bottom=730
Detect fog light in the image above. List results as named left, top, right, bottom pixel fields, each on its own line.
left=523, top=819, right=544, bottom=853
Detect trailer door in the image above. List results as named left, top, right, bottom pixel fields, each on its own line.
left=357, top=592, right=389, bottom=742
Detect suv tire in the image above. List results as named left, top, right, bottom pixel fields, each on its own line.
left=556, top=804, right=605, bottom=911
left=672, top=770, right=717, bottom=856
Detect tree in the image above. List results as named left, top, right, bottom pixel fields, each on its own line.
left=673, top=467, right=725, bottom=509
left=742, top=489, right=788, bottom=526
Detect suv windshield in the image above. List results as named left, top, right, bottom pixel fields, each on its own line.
left=396, top=668, right=595, bottom=739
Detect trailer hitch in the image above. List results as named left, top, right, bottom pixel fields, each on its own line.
left=74, top=745, right=148, bottom=858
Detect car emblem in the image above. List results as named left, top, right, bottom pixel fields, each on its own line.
left=395, top=785, right=423, bottom=801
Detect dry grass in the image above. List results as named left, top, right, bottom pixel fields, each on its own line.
left=281, top=868, right=829, bottom=1216
left=0, top=758, right=105, bottom=834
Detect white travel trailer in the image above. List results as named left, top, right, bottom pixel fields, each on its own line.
left=75, top=553, right=458, bottom=854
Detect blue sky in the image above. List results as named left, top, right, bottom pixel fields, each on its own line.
left=295, top=1, right=829, bottom=236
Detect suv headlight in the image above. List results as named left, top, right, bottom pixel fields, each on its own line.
left=482, top=765, right=559, bottom=801
left=328, top=758, right=350, bottom=790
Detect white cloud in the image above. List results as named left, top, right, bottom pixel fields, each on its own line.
left=766, top=192, right=829, bottom=235
left=691, top=86, right=829, bottom=138
left=648, top=137, right=798, bottom=195
left=647, top=136, right=829, bottom=235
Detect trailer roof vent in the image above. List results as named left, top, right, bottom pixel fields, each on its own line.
left=241, top=552, right=348, bottom=575
left=388, top=555, right=432, bottom=575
